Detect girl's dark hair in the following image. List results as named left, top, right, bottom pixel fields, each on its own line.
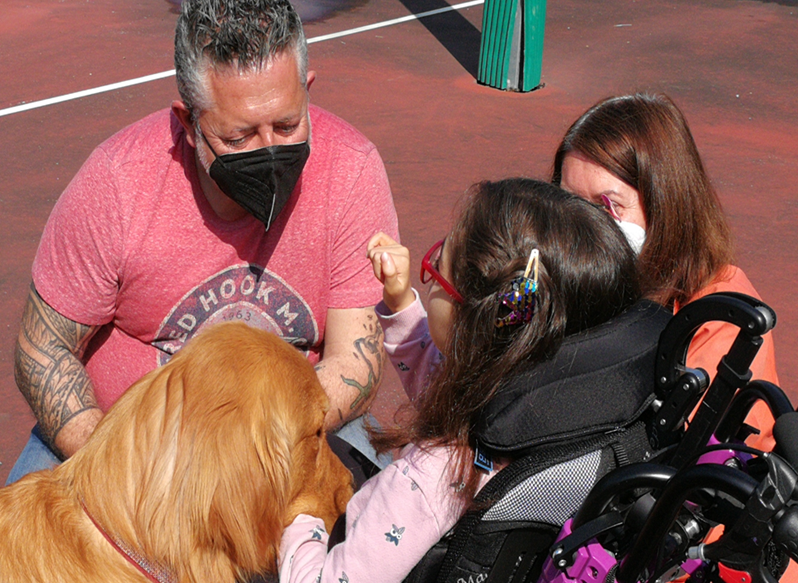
left=552, top=93, right=733, bottom=308
left=376, top=178, right=640, bottom=503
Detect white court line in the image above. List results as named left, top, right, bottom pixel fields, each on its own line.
left=0, top=0, right=484, bottom=119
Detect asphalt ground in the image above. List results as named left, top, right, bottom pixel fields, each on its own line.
left=1, top=0, right=796, bottom=484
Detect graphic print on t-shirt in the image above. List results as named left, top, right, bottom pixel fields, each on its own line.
left=153, top=264, right=318, bottom=365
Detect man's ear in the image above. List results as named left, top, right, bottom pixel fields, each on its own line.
left=306, top=70, right=316, bottom=92
left=172, top=100, right=197, bottom=148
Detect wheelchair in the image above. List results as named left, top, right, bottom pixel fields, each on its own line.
left=539, top=292, right=797, bottom=583
left=411, top=292, right=797, bottom=583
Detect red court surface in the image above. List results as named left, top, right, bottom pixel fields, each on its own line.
left=1, top=0, right=797, bottom=484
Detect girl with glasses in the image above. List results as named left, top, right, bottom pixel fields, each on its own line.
left=280, top=178, right=641, bottom=583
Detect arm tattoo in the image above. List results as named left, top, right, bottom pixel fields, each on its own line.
left=315, top=362, right=345, bottom=422
left=340, top=315, right=384, bottom=411
left=14, top=286, right=99, bottom=446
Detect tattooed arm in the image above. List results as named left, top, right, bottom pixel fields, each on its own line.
left=14, top=284, right=103, bottom=459
left=315, top=306, right=385, bottom=432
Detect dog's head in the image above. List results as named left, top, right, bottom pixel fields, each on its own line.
left=68, top=322, right=353, bottom=580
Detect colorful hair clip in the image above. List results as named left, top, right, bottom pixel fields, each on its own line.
left=495, top=248, right=539, bottom=328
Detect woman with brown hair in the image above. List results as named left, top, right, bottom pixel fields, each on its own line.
left=552, top=92, right=779, bottom=448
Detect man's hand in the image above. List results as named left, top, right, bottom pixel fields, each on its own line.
left=314, top=306, right=385, bottom=432
left=367, top=232, right=415, bottom=314
left=14, top=284, right=103, bottom=459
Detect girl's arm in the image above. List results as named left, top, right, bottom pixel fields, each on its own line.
left=376, top=292, right=442, bottom=403
left=367, top=232, right=443, bottom=402
left=279, top=446, right=462, bottom=583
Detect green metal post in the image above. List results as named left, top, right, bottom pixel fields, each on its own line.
left=477, top=0, right=546, bottom=92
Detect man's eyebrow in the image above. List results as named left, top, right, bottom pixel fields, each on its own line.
left=274, top=113, right=303, bottom=124
left=209, top=122, right=253, bottom=136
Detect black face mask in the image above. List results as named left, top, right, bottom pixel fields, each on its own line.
left=202, top=133, right=310, bottom=231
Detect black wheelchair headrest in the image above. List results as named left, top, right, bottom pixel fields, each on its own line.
left=476, top=299, right=672, bottom=454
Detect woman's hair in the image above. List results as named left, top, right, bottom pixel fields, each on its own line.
left=551, top=93, right=733, bottom=308
left=377, top=178, right=640, bottom=502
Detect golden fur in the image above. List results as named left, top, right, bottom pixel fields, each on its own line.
left=0, top=322, right=353, bottom=582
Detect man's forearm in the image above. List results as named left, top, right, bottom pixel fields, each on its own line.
left=14, top=285, right=102, bottom=458
left=315, top=314, right=385, bottom=431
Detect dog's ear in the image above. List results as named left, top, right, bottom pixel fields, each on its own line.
left=167, top=324, right=301, bottom=577
left=68, top=323, right=297, bottom=578
left=63, top=356, right=192, bottom=556
left=198, top=392, right=294, bottom=576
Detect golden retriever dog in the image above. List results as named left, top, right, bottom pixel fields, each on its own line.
left=0, top=322, right=353, bottom=582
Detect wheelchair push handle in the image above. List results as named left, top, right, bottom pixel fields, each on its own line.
left=615, top=453, right=798, bottom=583
left=538, top=294, right=794, bottom=583
left=655, top=292, right=775, bottom=397
left=773, top=506, right=798, bottom=563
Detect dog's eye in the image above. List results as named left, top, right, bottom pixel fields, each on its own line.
left=316, top=428, right=322, bottom=438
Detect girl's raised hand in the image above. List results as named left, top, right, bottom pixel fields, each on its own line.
left=367, top=232, right=415, bottom=314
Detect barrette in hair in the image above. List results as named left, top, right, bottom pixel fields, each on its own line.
left=495, top=248, right=539, bottom=328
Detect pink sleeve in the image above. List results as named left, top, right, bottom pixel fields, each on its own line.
left=32, top=144, right=124, bottom=325
left=376, top=292, right=443, bottom=403
left=328, top=147, right=399, bottom=309
left=279, top=515, right=331, bottom=583
left=279, top=448, right=460, bottom=583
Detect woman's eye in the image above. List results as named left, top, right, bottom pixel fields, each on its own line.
left=600, top=194, right=621, bottom=220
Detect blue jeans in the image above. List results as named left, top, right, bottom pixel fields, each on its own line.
left=5, top=425, right=61, bottom=485
left=5, top=415, right=390, bottom=486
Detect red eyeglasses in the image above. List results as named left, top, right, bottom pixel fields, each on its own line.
left=420, top=239, right=464, bottom=303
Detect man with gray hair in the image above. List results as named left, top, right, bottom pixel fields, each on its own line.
left=8, top=0, right=398, bottom=484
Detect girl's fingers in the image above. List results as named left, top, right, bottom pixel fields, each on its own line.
left=380, top=251, right=397, bottom=279
left=367, top=231, right=399, bottom=253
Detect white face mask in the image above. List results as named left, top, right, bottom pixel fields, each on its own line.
left=617, top=220, right=646, bottom=255
left=599, top=194, right=646, bottom=255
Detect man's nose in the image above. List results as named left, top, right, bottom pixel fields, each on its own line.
left=250, top=131, right=275, bottom=150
